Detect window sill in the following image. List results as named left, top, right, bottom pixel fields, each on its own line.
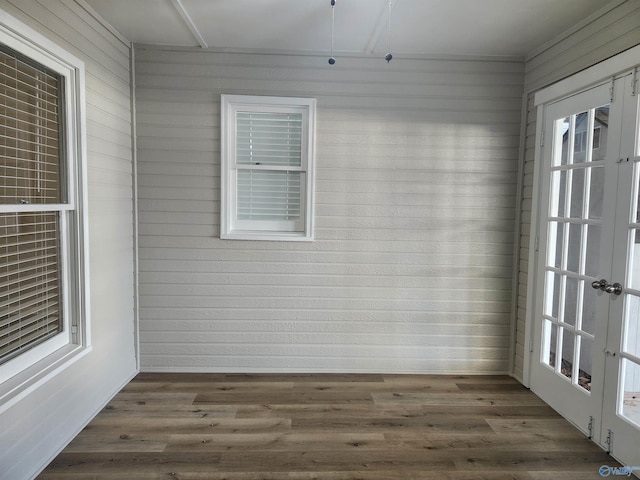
left=0, top=344, right=92, bottom=415
left=221, top=231, right=314, bottom=242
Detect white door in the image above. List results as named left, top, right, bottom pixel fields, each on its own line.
left=531, top=73, right=640, bottom=466
left=530, top=80, right=619, bottom=439
left=601, top=74, right=640, bottom=464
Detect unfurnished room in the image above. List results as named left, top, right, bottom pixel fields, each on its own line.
left=0, top=0, right=640, bottom=478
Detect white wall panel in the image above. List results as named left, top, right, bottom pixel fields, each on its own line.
left=0, top=1, right=136, bottom=478
left=514, top=0, right=640, bottom=382
left=136, top=46, right=523, bottom=374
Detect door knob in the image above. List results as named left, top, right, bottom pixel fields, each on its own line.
left=591, top=279, right=609, bottom=291
left=605, top=283, right=623, bottom=295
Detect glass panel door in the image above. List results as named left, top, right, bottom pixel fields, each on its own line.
left=543, top=105, right=610, bottom=393
left=532, top=64, right=640, bottom=470
left=601, top=80, right=640, bottom=465
left=622, top=166, right=640, bottom=429
left=530, top=82, right=617, bottom=437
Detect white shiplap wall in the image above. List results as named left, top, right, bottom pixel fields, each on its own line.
left=0, top=1, right=136, bottom=479
left=136, top=48, right=523, bottom=374
left=514, top=0, right=640, bottom=382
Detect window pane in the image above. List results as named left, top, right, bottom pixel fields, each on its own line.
left=0, top=212, right=62, bottom=363
left=0, top=45, right=64, bottom=205
left=237, top=170, right=302, bottom=221
left=236, top=112, right=302, bottom=167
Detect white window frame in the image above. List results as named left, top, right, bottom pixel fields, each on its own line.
left=0, top=9, right=91, bottom=412
left=220, top=95, right=316, bottom=241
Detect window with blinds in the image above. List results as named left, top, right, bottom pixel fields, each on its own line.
left=221, top=95, right=316, bottom=241
left=0, top=43, right=65, bottom=364
left=236, top=112, right=302, bottom=222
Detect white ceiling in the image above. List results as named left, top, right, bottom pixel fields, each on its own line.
left=85, top=0, right=614, bottom=58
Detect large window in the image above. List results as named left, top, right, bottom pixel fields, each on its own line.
left=0, top=12, right=89, bottom=406
left=220, top=95, right=316, bottom=241
left=1, top=44, right=65, bottom=364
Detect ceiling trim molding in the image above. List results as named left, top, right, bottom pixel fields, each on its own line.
left=132, top=42, right=524, bottom=63
left=169, top=0, right=208, bottom=49
left=525, top=0, right=628, bottom=62
left=74, top=0, right=130, bottom=48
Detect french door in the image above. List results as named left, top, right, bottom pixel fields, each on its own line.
left=530, top=72, right=640, bottom=467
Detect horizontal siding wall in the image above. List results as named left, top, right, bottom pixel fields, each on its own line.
left=514, top=0, right=640, bottom=382
left=136, top=48, right=524, bottom=374
left=0, top=1, right=137, bottom=479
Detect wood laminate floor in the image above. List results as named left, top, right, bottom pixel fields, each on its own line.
left=38, top=374, right=622, bottom=479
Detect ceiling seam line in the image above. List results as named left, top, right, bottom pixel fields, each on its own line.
left=364, top=0, right=401, bottom=55
left=169, top=0, right=208, bottom=49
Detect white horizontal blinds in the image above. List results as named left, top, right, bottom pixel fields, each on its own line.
left=236, top=112, right=302, bottom=167
left=0, top=212, right=61, bottom=362
left=237, top=170, right=301, bottom=220
left=235, top=110, right=304, bottom=223
left=0, top=44, right=64, bottom=205
left=0, top=42, right=64, bottom=364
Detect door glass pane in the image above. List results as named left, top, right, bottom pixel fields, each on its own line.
left=544, top=272, right=561, bottom=319
left=636, top=178, right=640, bottom=223
left=588, top=166, right=604, bottom=219
left=550, top=171, right=567, bottom=217
left=543, top=320, right=558, bottom=369
left=547, top=222, right=564, bottom=269
left=592, top=106, right=609, bottom=163
left=629, top=231, right=640, bottom=291
left=563, top=276, right=578, bottom=326
left=561, top=328, right=575, bottom=380
left=570, top=169, right=585, bottom=218
left=621, top=359, right=640, bottom=428
left=581, top=282, right=598, bottom=336
left=623, top=294, right=640, bottom=359
left=585, top=224, right=602, bottom=278
left=578, top=336, right=593, bottom=392
left=573, top=112, right=589, bottom=164
left=567, top=223, right=582, bottom=273
left=558, top=117, right=570, bottom=166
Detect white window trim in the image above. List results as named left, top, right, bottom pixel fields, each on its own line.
left=220, top=94, right=316, bottom=241
left=0, top=8, right=91, bottom=413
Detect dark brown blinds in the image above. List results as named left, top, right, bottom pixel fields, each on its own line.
left=0, top=44, right=64, bottom=363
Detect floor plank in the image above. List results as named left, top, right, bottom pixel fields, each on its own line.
left=38, top=373, right=623, bottom=479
